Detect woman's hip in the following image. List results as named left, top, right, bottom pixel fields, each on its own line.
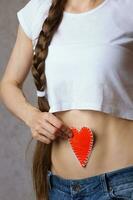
left=47, top=165, right=133, bottom=200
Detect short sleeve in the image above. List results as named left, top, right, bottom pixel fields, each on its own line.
left=112, top=0, right=133, bottom=33
left=17, top=0, right=39, bottom=39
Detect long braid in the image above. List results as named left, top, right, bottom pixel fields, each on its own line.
left=30, top=0, right=67, bottom=200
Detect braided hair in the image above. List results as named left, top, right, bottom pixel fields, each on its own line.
left=30, top=0, right=67, bottom=199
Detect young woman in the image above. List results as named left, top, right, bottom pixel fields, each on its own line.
left=1, top=0, right=133, bottom=199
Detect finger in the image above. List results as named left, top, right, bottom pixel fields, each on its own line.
left=44, top=113, right=72, bottom=135
left=41, top=120, right=70, bottom=139
left=37, top=134, right=51, bottom=144
left=38, top=126, right=56, bottom=140
left=40, top=115, right=68, bottom=138
left=43, top=112, right=66, bottom=130
left=39, top=119, right=61, bottom=137
left=32, top=130, right=51, bottom=143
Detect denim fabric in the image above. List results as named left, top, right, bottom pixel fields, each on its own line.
left=47, top=165, right=133, bottom=200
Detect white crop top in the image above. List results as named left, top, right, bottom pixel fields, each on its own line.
left=17, top=0, right=133, bottom=120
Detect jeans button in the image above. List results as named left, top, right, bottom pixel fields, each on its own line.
left=72, top=184, right=81, bottom=192
left=109, top=185, right=113, bottom=192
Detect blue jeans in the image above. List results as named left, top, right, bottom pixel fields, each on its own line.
left=47, top=165, right=133, bottom=200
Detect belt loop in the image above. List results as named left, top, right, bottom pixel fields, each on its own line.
left=100, top=173, right=108, bottom=193
left=47, top=170, right=52, bottom=190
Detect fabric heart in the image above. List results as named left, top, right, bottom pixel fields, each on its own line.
left=68, top=127, right=94, bottom=167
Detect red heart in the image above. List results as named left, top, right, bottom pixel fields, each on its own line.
left=69, top=127, right=94, bottom=167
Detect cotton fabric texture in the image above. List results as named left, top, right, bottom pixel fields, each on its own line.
left=17, top=0, right=133, bottom=120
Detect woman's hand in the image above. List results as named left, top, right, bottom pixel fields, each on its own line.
left=28, top=109, right=73, bottom=144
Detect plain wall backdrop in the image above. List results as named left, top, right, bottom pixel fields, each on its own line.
left=0, top=0, right=38, bottom=200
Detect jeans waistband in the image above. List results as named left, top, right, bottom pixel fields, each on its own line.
left=47, top=165, right=133, bottom=192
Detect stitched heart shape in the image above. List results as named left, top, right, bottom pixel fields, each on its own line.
left=68, top=127, right=94, bottom=167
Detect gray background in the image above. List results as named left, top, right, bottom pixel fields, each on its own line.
left=0, top=0, right=37, bottom=199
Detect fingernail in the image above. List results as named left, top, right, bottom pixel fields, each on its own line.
left=58, top=130, right=64, bottom=135
left=61, top=126, right=67, bottom=132
left=60, top=133, right=68, bottom=139
left=59, top=130, right=66, bottom=137
left=66, top=130, right=73, bottom=137
left=69, top=134, right=73, bottom=138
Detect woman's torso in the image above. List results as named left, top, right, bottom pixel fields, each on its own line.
left=51, top=110, right=133, bottom=179
left=47, top=0, right=133, bottom=179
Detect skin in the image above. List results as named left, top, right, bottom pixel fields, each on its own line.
left=0, top=0, right=133, bottom=180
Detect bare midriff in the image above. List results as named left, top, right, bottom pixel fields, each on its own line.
left=50, top=109, right=133, bottom=179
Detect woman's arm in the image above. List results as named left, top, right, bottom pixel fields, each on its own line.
left=0, top=25, right=39, bottom=127
left=0, top=25, right=72, bottom=142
